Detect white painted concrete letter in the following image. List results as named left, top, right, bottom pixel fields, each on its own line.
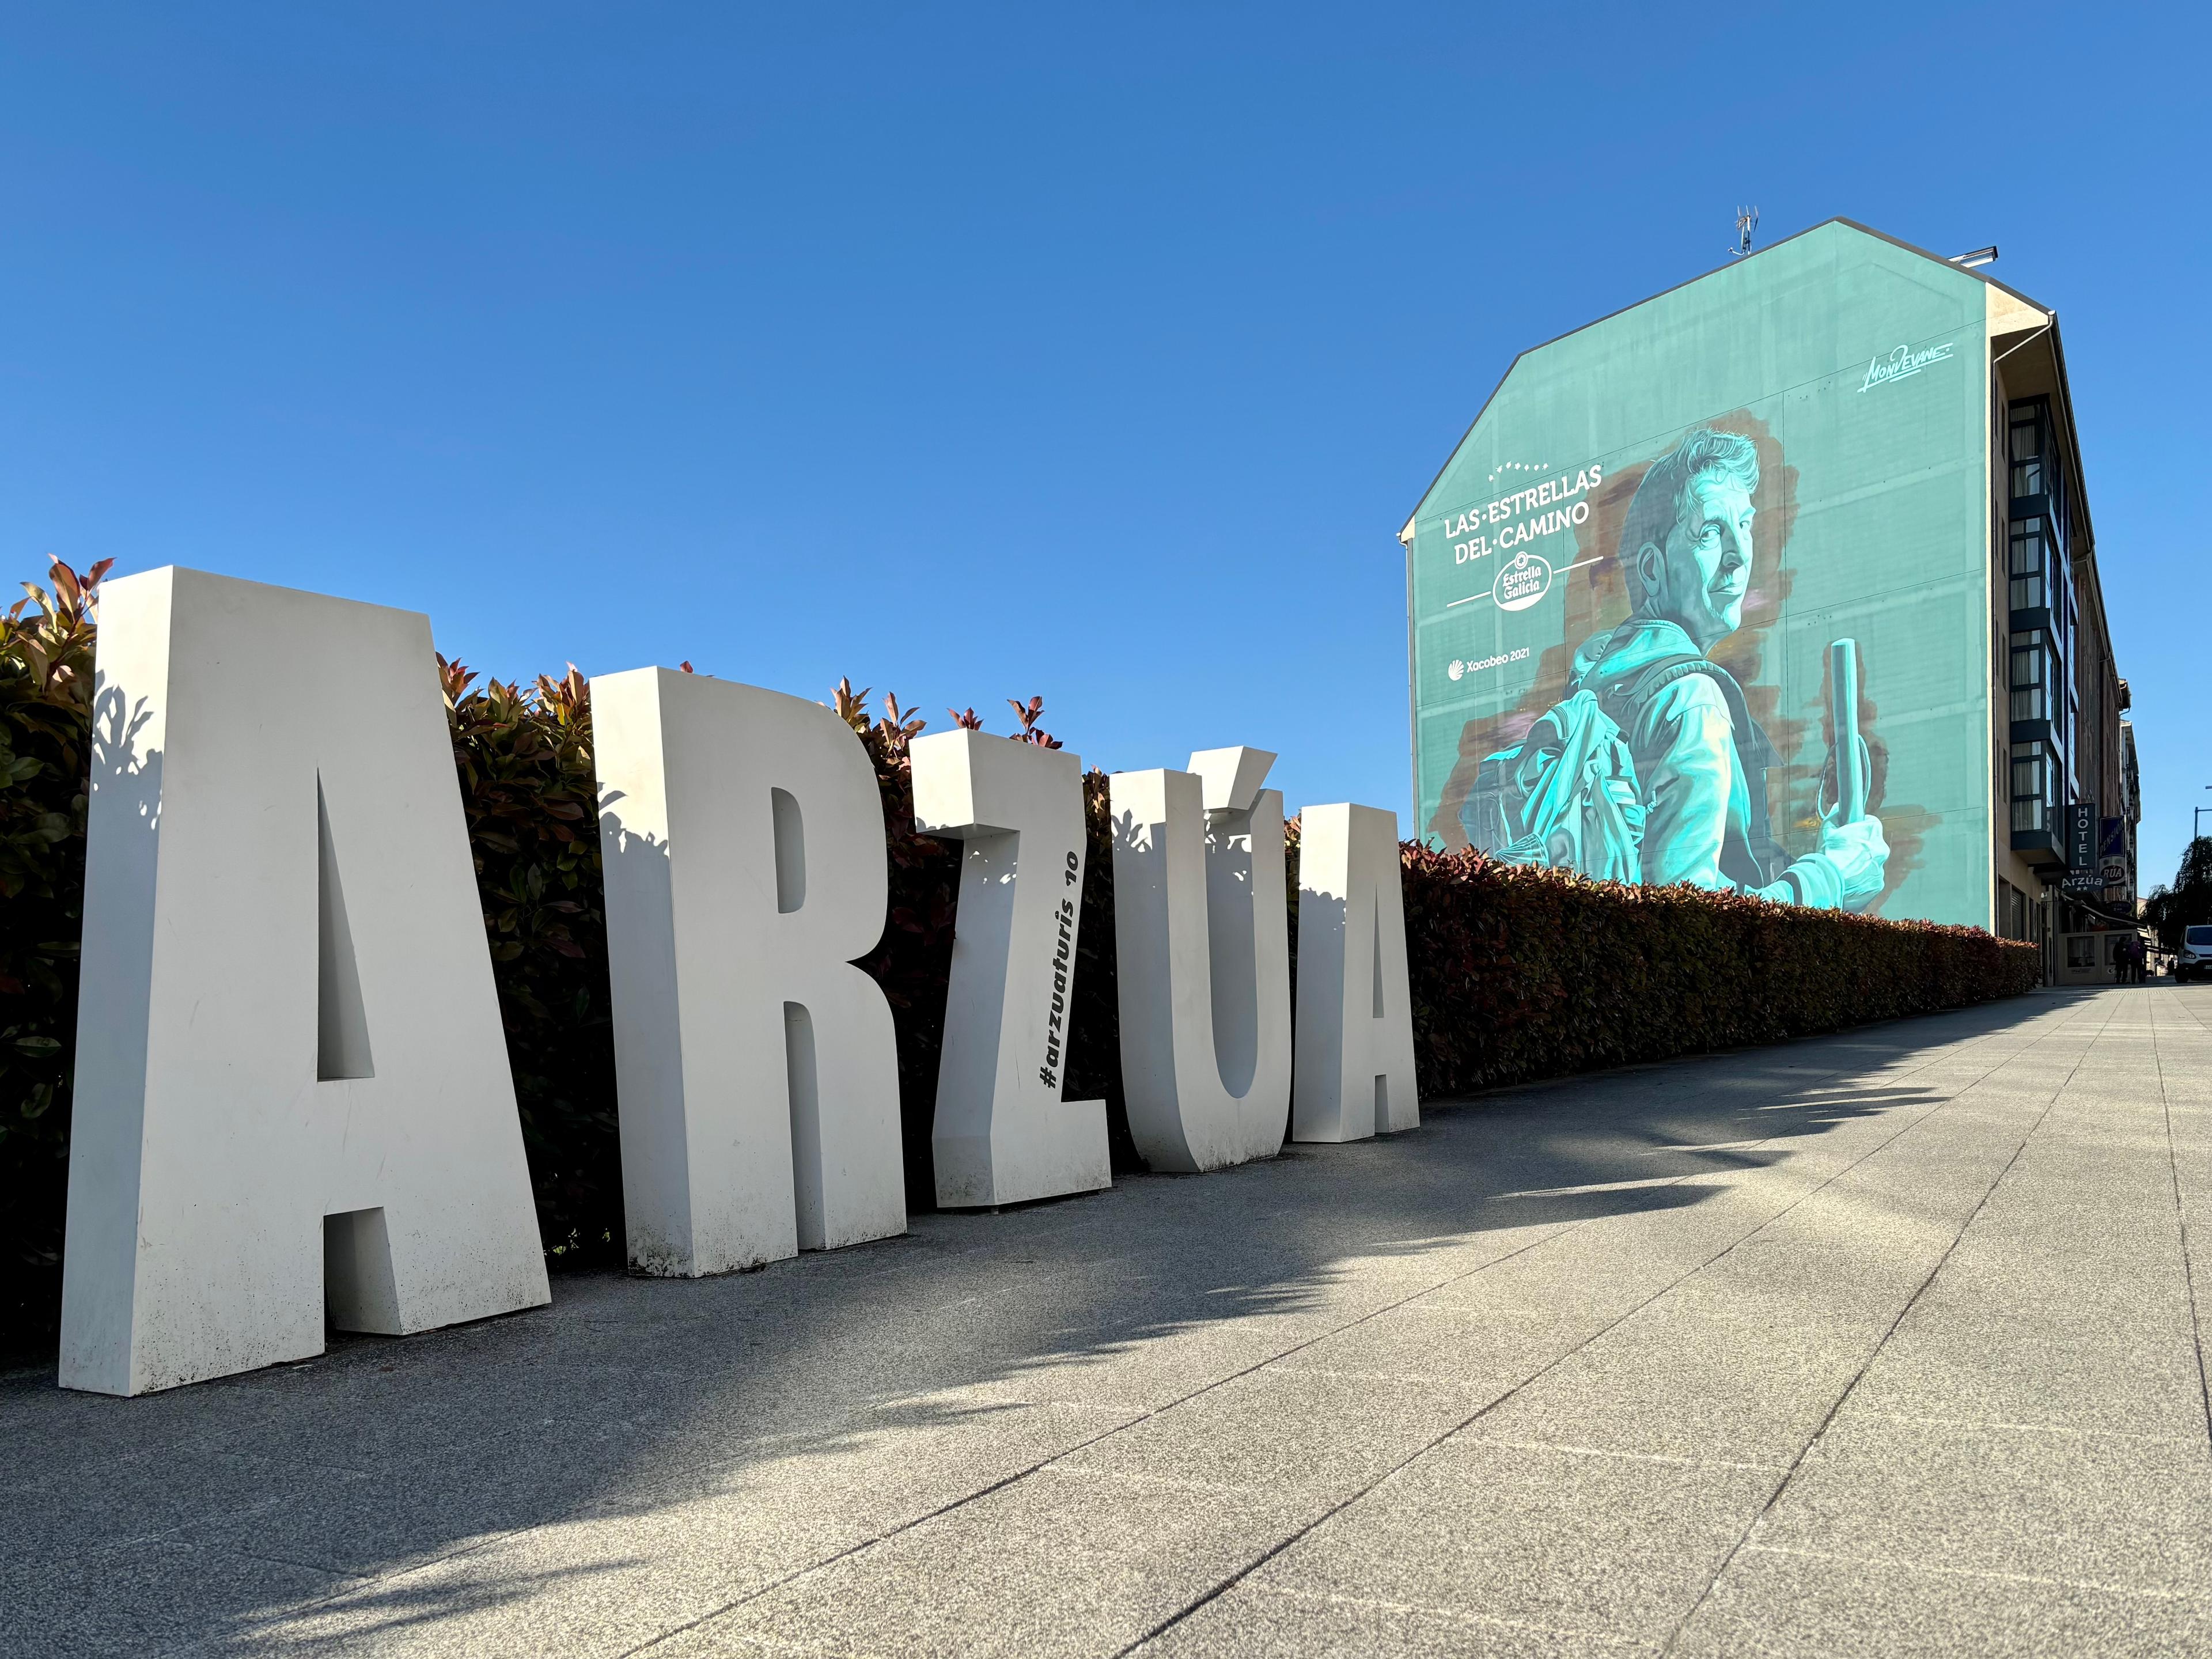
left=1291, top=804, right=1419, bottom=1142
left=911, top=729, right=1110, bottom=1207
left=1109, top=749, right=1291, bottom=1171
left=59, top=569, right=550, bottom=1396
left=594, top=669, right=905, bottom=1275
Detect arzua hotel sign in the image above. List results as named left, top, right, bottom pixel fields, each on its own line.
left=1408, top=222, right=1993, bottom=927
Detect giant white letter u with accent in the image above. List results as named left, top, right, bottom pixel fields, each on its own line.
left=1110, top=747, right=1292, bottom=1172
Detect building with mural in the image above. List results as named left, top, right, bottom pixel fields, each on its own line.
left=1399, top=218, right=2135, bottom=982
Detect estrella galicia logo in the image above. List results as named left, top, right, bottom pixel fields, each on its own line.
left=1492, top=550, right=1552, bottom=612
left=1859, top=340, right=1954, bottom=392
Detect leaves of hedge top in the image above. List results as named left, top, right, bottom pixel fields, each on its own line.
left=0, top=559, right=106, bottom=1357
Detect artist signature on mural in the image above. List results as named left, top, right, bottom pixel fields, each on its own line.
left=1858, top=340, right=1954, bottom=392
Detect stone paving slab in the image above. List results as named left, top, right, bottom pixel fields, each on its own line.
left=3, top=984, right=2209, bottom=1656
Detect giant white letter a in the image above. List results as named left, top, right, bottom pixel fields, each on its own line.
left=59, top=570, right=550, bottom=1396
left=1291, top=804, right=1419, bottom=1141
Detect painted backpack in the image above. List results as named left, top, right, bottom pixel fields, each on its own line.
left=1457, top=654, right=1785, bottom=886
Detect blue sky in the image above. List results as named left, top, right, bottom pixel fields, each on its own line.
left=5, top=4, right=2206, bottom=893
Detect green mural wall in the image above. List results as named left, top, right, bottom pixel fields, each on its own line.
left=1409, top=221, right=1991, bottom=927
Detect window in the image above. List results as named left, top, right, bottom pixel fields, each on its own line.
left=2011, top=743, right=2055, bottom=834
left=1998, top=879, right=2029, bottom=942
left=2008, top=396, right=2070, bottom=556
left=2066, top=935, right=2097, bottom=970
left=2010, top=407, right=2048, bottom=501
left=2009, top=632, right=2050, bottom=723
left=2187, top=926, right=2212, bottom=948
left=2009, top=519, right=2050, bottom=614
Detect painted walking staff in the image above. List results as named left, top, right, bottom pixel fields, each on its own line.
left=1110, top=748, right=1293, bottom=1172
left=60, top=569, right=550, bottom=1397
left=593, top=668, right=907, bottom=1276
left=911, top=728, right=1111, bottom=1208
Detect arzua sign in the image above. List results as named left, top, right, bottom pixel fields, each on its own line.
left=59, top=569, right=1419, bottom=1395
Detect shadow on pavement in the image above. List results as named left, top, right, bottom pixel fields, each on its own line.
left=0, top=991, right=2058, bottom=1656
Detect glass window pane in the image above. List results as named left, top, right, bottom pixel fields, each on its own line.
left=2010, top=636, right=2044, bottom=722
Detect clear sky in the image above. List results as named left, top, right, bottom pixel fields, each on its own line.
left=5, top=4, right=2205, bottom=894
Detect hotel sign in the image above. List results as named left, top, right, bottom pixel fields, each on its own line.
left=2063, top=801, right=2101, bottom=890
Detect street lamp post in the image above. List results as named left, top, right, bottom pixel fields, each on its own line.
left=2197, top=786, right=2212, bottom=841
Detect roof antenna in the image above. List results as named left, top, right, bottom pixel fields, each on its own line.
left=1730, top=206, right=1759, bottom=258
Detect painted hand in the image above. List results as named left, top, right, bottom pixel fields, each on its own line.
left=1819, top=813, right=1889, bottom=911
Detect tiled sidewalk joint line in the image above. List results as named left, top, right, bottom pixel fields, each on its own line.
left=1251, top=1581, right=1662, bottom=1647
left=2155, top=1004, right=2212, bottom=1453
left=1834, top=1407, right=2208, bottom=1445
left=33, top=991, right=2185, bottom=1659
left=1456, top=1436, right=1791, bottom=1473
left=614, top=1016, right=2017, bottom=1659
left=1654, top=993, right=2124, bottom=1656
left=226, top=1550, right=381, bottom=1586
left=1738, top=1541, right=2212, bottom=1604
left=1105, top=1014, right=2048, bottom=1659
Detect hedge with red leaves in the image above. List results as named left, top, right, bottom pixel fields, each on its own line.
left=1398, top=843, right=2043, bottom=1096
left=0, top=559, right=2041, bottom=1359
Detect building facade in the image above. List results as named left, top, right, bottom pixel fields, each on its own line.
left=1399, top=219, right=2132, bottom=979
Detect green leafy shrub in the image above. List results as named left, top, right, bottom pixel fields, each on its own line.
left=437, top=657, right=623, bottom=1267
left=0, top=559, right=106, bottom=1357
left=0, top=557, right=2041, bottom=1361
left=832, top=680, right=960, bottom=1202
left=2144, top=838, right=2212, bottom=952
left=1397, top=843, right=2043, bottom=1096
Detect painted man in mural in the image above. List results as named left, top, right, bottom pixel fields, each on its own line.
left=1468, top=427, right=1888, bottom=908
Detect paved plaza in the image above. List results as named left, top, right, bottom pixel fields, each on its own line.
left=6, top=984, right=2210, bottom=1656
